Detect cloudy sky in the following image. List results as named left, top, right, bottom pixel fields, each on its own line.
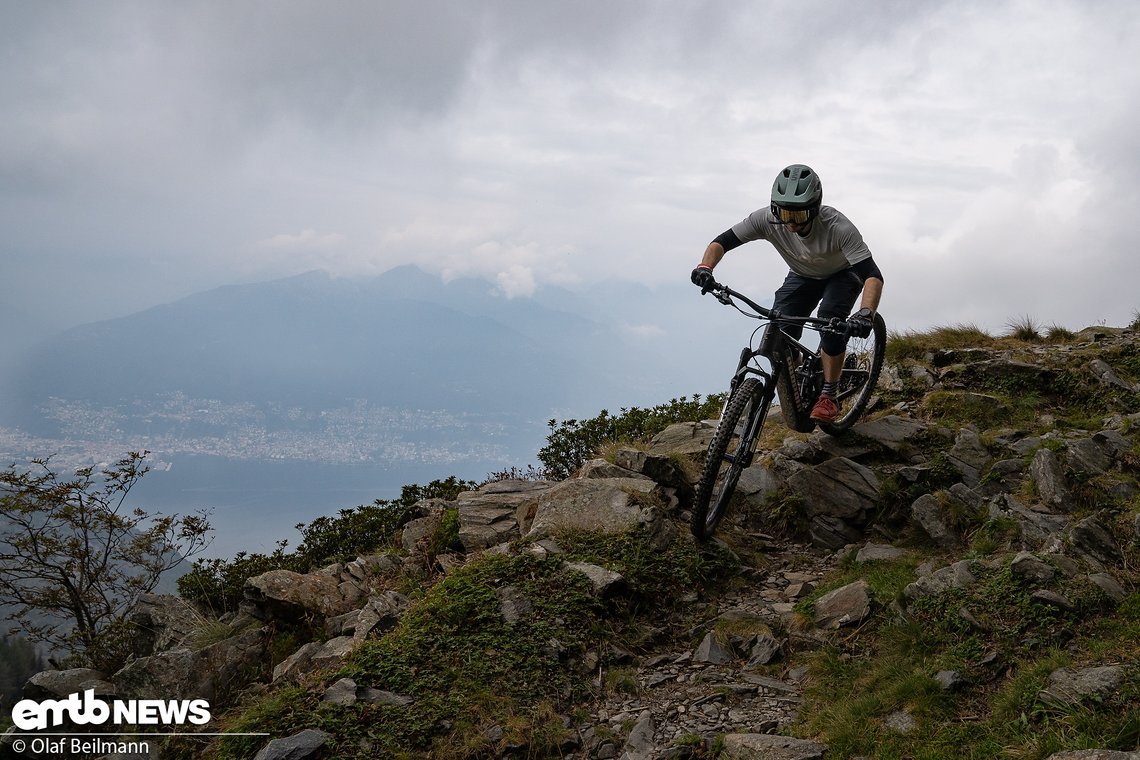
left=3, top=0, right=1139, bottom=336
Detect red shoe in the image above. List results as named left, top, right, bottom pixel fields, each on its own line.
left=810, top=395, right=840, bottom=423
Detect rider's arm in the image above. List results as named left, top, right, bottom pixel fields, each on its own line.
left=699, top=229, right=744, bottom=269
left=860, top=276, right=883, bottom=312
left=849, top=256, right=884, bottom=312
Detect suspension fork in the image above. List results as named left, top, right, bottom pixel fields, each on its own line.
left=737, top=380, right=777, bottom=468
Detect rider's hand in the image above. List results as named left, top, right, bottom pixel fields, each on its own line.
left=691, top=265, right=715, bottom=291
left=847, top=308, right=874, bottom=338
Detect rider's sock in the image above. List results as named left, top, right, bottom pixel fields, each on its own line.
left=821, top=381, right=837, bottom=398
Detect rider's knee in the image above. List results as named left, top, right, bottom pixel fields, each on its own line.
left=820, top=332, right=846, bottom=356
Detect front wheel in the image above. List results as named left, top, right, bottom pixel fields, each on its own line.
left=691, top=377, right=765, bottom=541
left=818, top=312, right=887, bottom=435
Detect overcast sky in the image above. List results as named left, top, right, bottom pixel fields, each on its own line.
left=3, top=0, right=1139, bottom=337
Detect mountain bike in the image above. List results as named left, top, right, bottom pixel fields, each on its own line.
left=690, top=278, right=886, bottom=540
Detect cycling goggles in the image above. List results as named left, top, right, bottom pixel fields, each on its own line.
left=771, top=203, right=817, bottom=225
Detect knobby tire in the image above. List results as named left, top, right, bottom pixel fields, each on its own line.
left=818, top=312, right=887, bottom=434
left=691, top=377, right=763, bottom=541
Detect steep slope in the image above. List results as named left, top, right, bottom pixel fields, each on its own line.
left=7, top=323, right=1139, bottom=760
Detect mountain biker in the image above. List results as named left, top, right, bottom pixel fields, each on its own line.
left=690, top=164, right=884, bottom=424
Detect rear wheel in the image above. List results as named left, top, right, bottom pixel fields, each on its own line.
left=818, top=312, right=887, bottom=434
left=691, top=378, right=766, bottom=541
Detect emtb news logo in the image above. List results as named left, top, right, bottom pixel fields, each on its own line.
left=12, top=689, right=211, bottom=730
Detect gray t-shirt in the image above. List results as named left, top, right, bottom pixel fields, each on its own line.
left=730, top=205, right=872, bottom=279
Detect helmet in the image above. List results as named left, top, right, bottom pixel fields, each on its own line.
left=770, top=164, right=822, bottom=225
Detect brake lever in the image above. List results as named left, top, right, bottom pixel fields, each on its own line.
left=824, top=317, right=847, bottom=336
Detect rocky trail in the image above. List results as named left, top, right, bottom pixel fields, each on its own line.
left=569, top=541, right=842, bottom=760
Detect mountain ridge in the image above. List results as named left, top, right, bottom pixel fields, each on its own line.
left=2, top=266, right=701, bottom=437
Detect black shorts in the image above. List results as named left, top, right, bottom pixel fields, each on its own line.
left=772, top=269, right=863, bottom=353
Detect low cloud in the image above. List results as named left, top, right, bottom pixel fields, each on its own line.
left=495, top=265, right=537, bottom=299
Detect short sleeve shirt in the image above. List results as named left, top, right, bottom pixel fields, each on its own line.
left=730, top=205, right=872, bottom=279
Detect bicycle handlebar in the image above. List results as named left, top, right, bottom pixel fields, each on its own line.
left=702, top=279, right=848, bottom=335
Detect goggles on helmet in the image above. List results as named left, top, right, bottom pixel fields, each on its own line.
left=771, top=203, right=817, bottom=225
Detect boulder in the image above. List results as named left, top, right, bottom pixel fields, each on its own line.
left=352, top=591, right=411, bottom=643
left=1088, top=572, right=1127, bottom=604
left=738, top=454, right=806, bottom=504
left=1030, top=448, right=1073, bottom=512
left=565, top=561, right=627, bottom=598
left=989, top=494, right=1071, bottom=548
left=693, top=631, right=734, bottom=664
left=647, top=420, right=718, bottom=456
left=243, top=569, right=359, bottom=621
left=308, top=636, right=356, bottom=671
left=947, top=428, right=992, bottom=487
left=1010, top=551, right=1056, bottom=584
left=1063, top=437, right=1114, bottom=477
left=977, top=458, right=1027, bottom=496
left=252, top=729, right=333, bottom=760
left=787, top=457, right=880, bottom=520
left=272, top=642, right=322, bottom=682
left=113, top=626, right=269, bottom=704
left=851, top=415, right=929, bottom=453
left=855, top=543, right=908, bottom=563
left=1089, top=358, right=1139, bottom=393
left=521, top=478, right=665, bottom=539
left=456, top=480, right=553, bottom=551
left=22, top=668, right=114, bottom=701
left=810, top=515, right=866, bottom=550
left=911, top=493, right=962, bottom=550
left=903, top=560, right=977, bottom=604
left=912, top=485, right=984, bottom=550
left=612, top=447, right=692, bottom=493
left=621, top=710, right=656, bottom=760
left=400, top=511, right=443, bottom=553
left=130, top=594, right=203, bottom=657
left=579, top=458, right=648, bottom=480
left=1038, top=665, right=1125, bottom=707
left=1068, top=516, right=1123, bottom=568
left=813, top=580, right=872, bottom=629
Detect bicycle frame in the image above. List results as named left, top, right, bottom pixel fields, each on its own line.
left=715, top=284, right=842, bottom=416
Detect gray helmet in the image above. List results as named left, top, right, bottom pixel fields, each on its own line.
left=771, top=164, right=822, bottom=210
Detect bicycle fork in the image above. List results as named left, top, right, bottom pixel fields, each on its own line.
left=724, top=378, right=776, bottom=471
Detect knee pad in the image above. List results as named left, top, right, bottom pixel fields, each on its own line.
left=820, top=332, right=846, bottom=357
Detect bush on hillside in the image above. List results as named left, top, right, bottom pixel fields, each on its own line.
left=177, top=476, right=478, bottom=612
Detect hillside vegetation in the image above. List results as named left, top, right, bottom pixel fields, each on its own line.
left=4, top=318, right=1139, bottom=760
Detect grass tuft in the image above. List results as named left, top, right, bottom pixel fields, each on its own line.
left=1006, top=315, right=1042, bottom=342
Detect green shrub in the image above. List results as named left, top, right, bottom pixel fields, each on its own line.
left=177, top=542, right=304, bottom=613
left=178, top=476, right=478, bottom=612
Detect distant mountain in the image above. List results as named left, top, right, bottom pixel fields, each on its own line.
left=4, top=267, right=727, bottom=436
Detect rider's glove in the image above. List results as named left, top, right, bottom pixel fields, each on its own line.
left=847, top=308, right=875, bottom=338
left=691, top=265, right=715, bottom=291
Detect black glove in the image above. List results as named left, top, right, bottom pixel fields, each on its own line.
left=690, top=265, right=715, bottom=291
left=847, top=308, right=874, bottom=338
